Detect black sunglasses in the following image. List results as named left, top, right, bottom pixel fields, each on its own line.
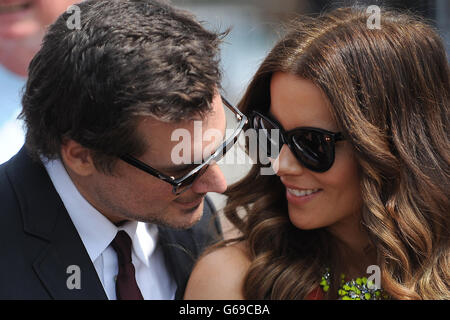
left=250, top=111, right=345, bottom=172
left=120, top=97, right=247, bottom=195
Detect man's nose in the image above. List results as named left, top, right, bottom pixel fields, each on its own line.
left=190, top=162, right=227, bottom=194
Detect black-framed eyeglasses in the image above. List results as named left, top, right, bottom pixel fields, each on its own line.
left=120, top=96, right=247, bottom=195
left=250, top=111, right=345, bottom=172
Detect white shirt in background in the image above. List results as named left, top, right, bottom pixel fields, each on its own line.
left=0, top=64, right=26, bottom=164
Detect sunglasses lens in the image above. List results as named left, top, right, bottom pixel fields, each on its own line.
left=291, top=130, right=334, bottom=172
left=252, top=114, right=282, bottom=159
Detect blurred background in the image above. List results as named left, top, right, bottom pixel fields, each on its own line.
left=0, top=0, right=449, bottom=236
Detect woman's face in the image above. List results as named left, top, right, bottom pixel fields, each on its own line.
left=270, top=72, right=362, bottom=233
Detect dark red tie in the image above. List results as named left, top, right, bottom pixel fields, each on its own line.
left=111, top=231, right=144, bottom=300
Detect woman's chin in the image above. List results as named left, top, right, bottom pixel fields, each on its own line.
left=288, top=209, right=321, bottom=231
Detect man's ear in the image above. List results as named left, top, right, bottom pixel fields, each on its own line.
left=60, top=139, right=96, bottom=176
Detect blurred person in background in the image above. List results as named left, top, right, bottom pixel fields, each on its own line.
left=0, top=0, right=79, bottom=163
left=185, top=6, right=450, bottom=300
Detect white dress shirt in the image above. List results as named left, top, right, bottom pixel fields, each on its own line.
left=0, top=64, right=26, bottom=164
left=43, top=157, right=177, bottom=300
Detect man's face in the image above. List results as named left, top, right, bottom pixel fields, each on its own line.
left=82, top=94, right=228, bottom=229
left=0, top=0, right=78, bottom=39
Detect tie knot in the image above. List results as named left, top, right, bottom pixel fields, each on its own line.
left=111, top=230, right=133, bottom=265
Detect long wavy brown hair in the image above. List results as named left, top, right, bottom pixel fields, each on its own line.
left=221, top=6, right=450, bottom=299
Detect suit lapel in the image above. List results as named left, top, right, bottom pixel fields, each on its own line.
left=158, top=226, right=197, bottom=300
left=31, top=212, right=108, bottom=300
left=6, top=147, right=107, bottom=300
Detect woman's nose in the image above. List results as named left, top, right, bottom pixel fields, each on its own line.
left=274, top=144, right=305, bottom=177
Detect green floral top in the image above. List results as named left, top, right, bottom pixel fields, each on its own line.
left=319, top=268, right=390, bottom=300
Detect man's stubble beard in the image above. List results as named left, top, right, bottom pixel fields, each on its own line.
left=109, top=201, right=205, bottom=230
left=90, top=182, right=205, bottom=229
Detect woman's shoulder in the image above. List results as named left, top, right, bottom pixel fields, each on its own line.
left=184, top=241, right=251, bottom=300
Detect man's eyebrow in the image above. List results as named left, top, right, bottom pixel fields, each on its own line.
left=160, top=116, right=228, bottom=174
left=161, top=139, right=225, bottom=174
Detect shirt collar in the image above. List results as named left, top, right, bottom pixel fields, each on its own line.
left=133, top=223, right=159, bottom=268
left=118, top=220, right=157, bottom=268
left=43, top=157, right=117, bottom=262
left=42, top=157, right=157, bottom=266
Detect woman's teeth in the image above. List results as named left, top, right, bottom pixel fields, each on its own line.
left=287, top=188, right=320, bottom=197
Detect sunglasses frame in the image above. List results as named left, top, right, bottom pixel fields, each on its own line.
left=251, top=110, right=345, bottom=172
left=120, top=96, right=247, bottom=195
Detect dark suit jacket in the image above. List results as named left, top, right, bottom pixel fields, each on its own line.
left=0, top=147, right=222, bottom=300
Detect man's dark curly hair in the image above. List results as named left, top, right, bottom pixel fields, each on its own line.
left=20, top=0, right=225, bottom=173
